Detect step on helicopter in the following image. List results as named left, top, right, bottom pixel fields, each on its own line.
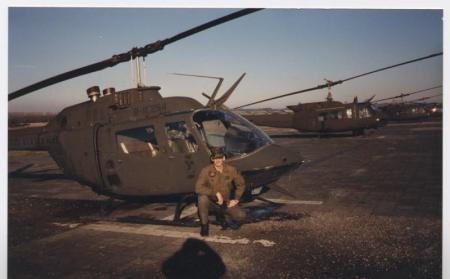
left=234, top=53, right=442, bottom=136
left=8, top=9, right=304, bottom=221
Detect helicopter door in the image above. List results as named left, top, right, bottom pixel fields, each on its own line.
left=163, top=119, right=202, bottom=193
left=98, top=122, right=172, bottom=196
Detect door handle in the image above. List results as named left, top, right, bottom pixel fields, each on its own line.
left=168, top=155, right=176, bottom=159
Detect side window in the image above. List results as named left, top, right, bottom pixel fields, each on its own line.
left=359, top=107, right=371, bottom=118
left=319, top=111, right=342, bottom=121
left=346, top=108, right=353, bottom=118
left=165, top=121, right=198, bottom=153
left=116, top=126, right=159, bottom=157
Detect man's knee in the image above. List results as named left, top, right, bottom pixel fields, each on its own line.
left=198, top=195, right=209, bottom=208
left=228, top=207, right=246, bottom=221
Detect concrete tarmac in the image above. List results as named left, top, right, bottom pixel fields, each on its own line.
left=8, top=121, right=442, bottom=278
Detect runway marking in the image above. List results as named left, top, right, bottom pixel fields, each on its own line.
left=52, top=222, right=81, bottom=229
left=162, top=205, right=198, bottom=221
left=84, top=222, right=275, bottom=247
left=256, top=198, right=323, bottom=205
left=253, top=239, right=276, bottom=247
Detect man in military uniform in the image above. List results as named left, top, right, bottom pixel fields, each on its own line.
left=195, top=148, right=246, bottom=236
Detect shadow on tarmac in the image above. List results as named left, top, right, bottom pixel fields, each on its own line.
left=8, top=163, right=69, bottom=181
left=161, top=238, right=226, bottom=279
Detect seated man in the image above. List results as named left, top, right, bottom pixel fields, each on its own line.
left=195, top=148, right=246, bottom=236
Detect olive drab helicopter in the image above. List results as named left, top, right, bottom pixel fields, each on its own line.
left=8, top=9, right=304, bottom=219
left=240, top=81, right=379, bottom=136
left=372, top=85, right=443, bottom=122
left=234, top=53, right=443, bottom=136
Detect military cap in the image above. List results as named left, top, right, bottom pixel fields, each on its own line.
left=210, top=147, right=225, bottom=159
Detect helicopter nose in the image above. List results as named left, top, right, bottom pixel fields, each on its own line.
left=233, top=144, right=303, bottom=187
left=273, top=144, right=304, bottom=168
left=260, top=144, right=303, bottom=170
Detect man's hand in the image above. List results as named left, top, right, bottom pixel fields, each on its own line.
left=228, top=199, right=239, bottom=208
left=216, top=192, right=224, bottom=205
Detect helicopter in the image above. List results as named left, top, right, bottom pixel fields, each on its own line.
left=234, top=53, right=443, bottom=136
left=8, top=9, right=304, bottom=220
left=240, top=82, right=379, bottom=136
left=372, top=85, right=442, bottom=122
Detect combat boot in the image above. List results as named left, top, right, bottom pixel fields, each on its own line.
left=200, top=224, right=209, bottom=237
left=216, top=213, right=228, bottom=230
left=228, top=220, right=240, bottom=230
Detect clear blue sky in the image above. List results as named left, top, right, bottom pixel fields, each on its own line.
left=8, top=8, right=443, bottom=112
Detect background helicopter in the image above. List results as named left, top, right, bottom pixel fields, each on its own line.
left=234, top=53, right=442, bottom=136
left=239, top=81, right=379, bottom=136
left=372, top=85, right=443, bottom=122
left=8, top=9, right=304, bottom=217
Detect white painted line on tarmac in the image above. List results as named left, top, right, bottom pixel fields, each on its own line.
left=256, top=198, right=323, bottom=205
left=253, top=239, right=276, bottom=247
left=84, top=222, right=275, bottom=247
left=162, top=205, right=198, bottom=221
left=52, top=222, right=81, bottom=229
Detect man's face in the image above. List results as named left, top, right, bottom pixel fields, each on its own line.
left=212, top=157, right=225, bottom=168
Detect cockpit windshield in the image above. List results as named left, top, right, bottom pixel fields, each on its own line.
left=193, top=110, right=273, bottom=158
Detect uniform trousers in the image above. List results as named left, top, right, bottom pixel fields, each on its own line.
left=197, top=195, right=246, bottom=225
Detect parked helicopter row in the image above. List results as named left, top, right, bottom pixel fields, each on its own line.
left=238, top=85, right=442, bottom=134
left=8, top=9, right=442, bottom=219
left=239, top=89, right=379, bottom=136
left=374, top=88, right=442, bottom=122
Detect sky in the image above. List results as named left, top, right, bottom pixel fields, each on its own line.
left=7, top=7, right=444, bottom=113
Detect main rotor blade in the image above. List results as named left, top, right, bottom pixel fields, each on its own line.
left=9, top=8, right=262, bottom=101
left=170, top=72, right=224, bottom=106
left=170, top=73, right=223, bottom=80
left=234, top=52, right=443, bottom=109
left=372, top=85, right=442, bottom=103
left=406, top=93, right=442, bottom=103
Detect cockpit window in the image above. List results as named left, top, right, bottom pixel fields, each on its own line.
left=193, top=110, right=273, bottom=158
left=165, top=121, right=198, bottom=153
left=359, top=107, right=373, bottom=118
left=116, top=126, right=159, bottom=157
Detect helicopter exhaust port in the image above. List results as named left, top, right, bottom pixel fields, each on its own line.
left=103, top=87, right=115, bottom=96
left=86, top=86, right=101, bottom=102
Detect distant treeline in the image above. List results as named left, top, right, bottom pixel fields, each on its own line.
left=9, top=112, right=55, bottom=126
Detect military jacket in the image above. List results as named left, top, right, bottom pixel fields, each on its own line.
left=195, top=163, right=245, bottom=200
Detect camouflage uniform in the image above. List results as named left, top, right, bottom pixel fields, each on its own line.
left=195, top=163, right=246, bottom=225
